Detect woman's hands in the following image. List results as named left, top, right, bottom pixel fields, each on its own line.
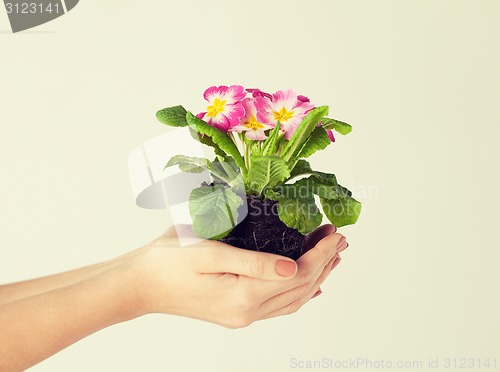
left=123, top=224, right=348, bottom=328
left=0, top=224, right=348, bottom=370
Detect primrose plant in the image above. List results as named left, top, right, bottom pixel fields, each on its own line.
left=156, top=85, right=361, bottom=244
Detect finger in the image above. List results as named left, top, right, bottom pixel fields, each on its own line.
left=198, top=244, right=298, bottom=281
left=259, top=254, right=341, bottom=320
left=246, top=232, right=346, bottom=299
left=303, top=224, right=337, bottom=254
left=311, top=289, right=323, bottom=299
left=330, top=255, right=342, bottom=271
left=338, top=241, right=349, bottom=253
left=296, top=233, right=344, bottom=283
left=257, top=253, right=339, bottom=317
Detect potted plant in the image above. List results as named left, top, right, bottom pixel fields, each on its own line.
left=156, top=85, right=361, bottom=260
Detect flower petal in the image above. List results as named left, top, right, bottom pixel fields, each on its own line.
left=246, top=88, right=273, bottom=100
left=231, top=124, right=248, bottom=133
left=280, top=117, right=303, bottom=140
left=220, top=102, right=245, bottom=130
left=255, top=96, right=276, bottom=125
left=272, top=89, right=299, bottom=111
left=245, top=129, right=268, bottom=140
left=203, top=85, right=246, bottom=105
left=241, top=97, right=258, bottom=122
left=326, top=129, right=336, bottom=142
left=254, top=95, right=272, bottom=113
left=223, top=85, right=247, bottom=103
left=257, top=109, right=276, bottom=126
left=293, top=101, right=315, bottom=114
left=206, top=112, right=230, bottom=131
left=203, top=86, right=227, bottom=103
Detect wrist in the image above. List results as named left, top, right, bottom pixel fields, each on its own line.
left=113, top=246, right=170, bottom=317
left=108, top=261, right=150, bottom=320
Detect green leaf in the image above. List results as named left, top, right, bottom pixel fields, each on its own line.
left=286, top=170, right=338, bottom=198
left=249, top=141, right=261, bottom=155
left=276, top=195, right=322, bottom=234
left=270, top=169, right=361, bottom=230
left=186, top=112, right=246, bottom=173
left=189, top=185, right=243, bottom=239
left=260, top=122, right=282, bottom=156
left=282, top=106, right=329, bottom=162
left=290, top=175, right=339, bottom=199
left=166, top=155, right=210, bottom=173
left=321, top=117, right=352, bottom=135
left=188, top=128, right=227, bottom=159
left=165, top=154, right=235, bottom=184
left=320, top=194, right=362, bottom=227
left=294, top=126, right=331, bottom=161
left=337, top=184, right=353, bottom=197
left=211, top=157, right=242, bottom=186
left=309, top=172, right=339, bottom=197
left=289, top=160, right=313, bottom=178
left=156, top=105, right=188, bottom=127
left=247, top=155, right=291, bottom=196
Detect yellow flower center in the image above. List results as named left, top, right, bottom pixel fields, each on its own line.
left=273, top=107, right=294, bottom=122
left=206, top=98, right=227, bottom=118
left=245, top=116, right=264, bottom=131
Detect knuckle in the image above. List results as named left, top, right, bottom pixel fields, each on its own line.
left=298, top=284, right=310, bottom=300
left=297, top=269, right=311, bottom=287
left=228, top=314, right=254, bottom=329
left=332, top=233, right=345, bottom=252
left=226, top=285, right=258, bottom=328
left=245, top=255, right=266, bottom=278
left=286, top=302, right=301, bottom=315
left=233, top=286, right=256, bottom=311
left=318, top=233, right=342, bottom=255
left=292, top=283, right=310, bottom=302
left=317, top=264, right=333, bottom=284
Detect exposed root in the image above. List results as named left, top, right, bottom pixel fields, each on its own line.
left=220, top=196, right=305, bottom=260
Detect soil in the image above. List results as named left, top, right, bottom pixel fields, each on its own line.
left=220, top=195, right=306, bottom=260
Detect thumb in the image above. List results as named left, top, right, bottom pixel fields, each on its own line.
left=199, top=244, right=298, bottom=280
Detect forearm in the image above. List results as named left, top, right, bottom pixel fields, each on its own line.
left=0, top=263, right=144, bottom=371
left=0, top=258, right=122, bottom=306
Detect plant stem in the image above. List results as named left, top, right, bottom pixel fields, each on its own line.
left=215, top=155, right=238, bottom=182
left=245, top=140, right=251, bottom=172
left=229, top=132, right=238, bottom=146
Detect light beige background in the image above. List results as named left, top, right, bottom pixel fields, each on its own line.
left=1, top=1, right=499, bottom=371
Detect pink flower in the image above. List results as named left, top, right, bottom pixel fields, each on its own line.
left=326, top=129, right=335, bottom=142
left=256, top=89, right=314, bottom=140
left=316, top=121, right=336, bottom=143
left=198, top=85, right=246, bottom=131
left=232, top=98, right=274, bottom=140
left=297, top=95, right=310, bottom=103
left=246, top=88, right=273, bottom=100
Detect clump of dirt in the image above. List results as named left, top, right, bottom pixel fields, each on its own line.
left=220, top=195, right=305, bottom=260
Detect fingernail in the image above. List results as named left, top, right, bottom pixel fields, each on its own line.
left=276, top=260, right=297, bottom=277
left=339, top=242, right=349, bottom=253
left=336, top=236, right=346, bottom=249
left=312, top=289, right=323, bottom=299
left=330, top=256, right=342, bottom=271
